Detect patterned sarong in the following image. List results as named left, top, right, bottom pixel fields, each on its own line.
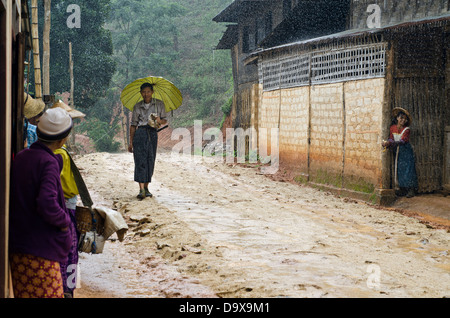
left=10, top=253, right=64, bottom=298
left=60, top=207, right=79, bottom=296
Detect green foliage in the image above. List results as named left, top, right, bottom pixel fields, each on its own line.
left=28, top=0, right=116, bottom=114
left=77, top=118, right=121, bottom=152
left=108, top=0, right=185, bottom=86
left=29, top=0, right=235, bottom=153
left=221, top=96, right=232, bottom=116
left=27, top=0, right=120, bottom=153
left=107, top=0, right=234, bottom=127
left=219, top=96, right=232, bottom=129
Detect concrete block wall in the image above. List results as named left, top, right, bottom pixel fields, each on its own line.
left=250, top=84, right=261, bottom=152
left=309, top=83, right=345, bottom=184
left=343, top=78, right=384, bottom=191
left=257, top=78, right=385, bottom=195
left=279, top=87, right=310, bottom=172
left=258, top=89, right=281, bottom=156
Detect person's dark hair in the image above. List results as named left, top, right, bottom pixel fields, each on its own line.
left=392, top=111, right=410, bottom=126
left=140, top=83, right=154, bottom=91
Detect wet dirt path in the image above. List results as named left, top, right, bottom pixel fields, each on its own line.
left=73, top=151, right=449, bottom=298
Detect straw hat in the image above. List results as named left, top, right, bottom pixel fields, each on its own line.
left=37, top=108, right=73, bottom=141
left=52, top=99, right=86, bottom=119
left=24, top=93, right=45, bottom=119
left=392, top=107, right=412, bottom=125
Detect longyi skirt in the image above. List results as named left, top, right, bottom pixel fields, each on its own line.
left=10, top=253, right=64, bottom=298
left=395, top=143, right=418, bottom=189
left=133, top=126, right=158, bottom=183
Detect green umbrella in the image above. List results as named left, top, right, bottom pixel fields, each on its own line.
left=120, top=76, right=183, bottom=112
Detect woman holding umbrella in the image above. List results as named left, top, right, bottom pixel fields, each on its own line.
left=128, top=83, right=168, bottom=199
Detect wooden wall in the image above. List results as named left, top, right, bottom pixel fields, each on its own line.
left=0, top=0, right=27, bottom=298
left=0, top=0, right=12, bottom=299
left=390, top=27, right=447, bottom=193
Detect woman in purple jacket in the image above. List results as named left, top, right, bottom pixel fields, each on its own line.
left=9, top=108, right=73, bottom=298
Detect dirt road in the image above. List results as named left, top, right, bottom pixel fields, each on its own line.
left=72, top=150, right=449, bottom=298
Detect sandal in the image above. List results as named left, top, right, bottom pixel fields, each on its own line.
left=137, top=189, right=146, bottom=200
left=406, top=188, right=415, bottom=198
left=144, top=188, right=153, bottom=198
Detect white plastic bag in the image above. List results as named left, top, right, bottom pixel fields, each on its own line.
left=78, top=231, right=106, bottom=254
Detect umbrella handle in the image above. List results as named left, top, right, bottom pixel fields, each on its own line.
left=157, top=125, right=169, bottom=132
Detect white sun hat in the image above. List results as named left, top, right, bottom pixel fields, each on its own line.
left=37, top=107, right=73, bottom=141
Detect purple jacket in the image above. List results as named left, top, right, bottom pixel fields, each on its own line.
left=9, top=141, right=72, bottom=263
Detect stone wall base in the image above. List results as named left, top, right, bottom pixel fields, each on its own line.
left=307, top=181, right=396, bottom=206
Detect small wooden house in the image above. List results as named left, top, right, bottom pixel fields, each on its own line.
left=0, top=0, right=31, bottom=298
left=214, top=0, right=450, bottom=204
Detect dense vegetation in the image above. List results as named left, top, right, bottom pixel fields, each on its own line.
left=28, top=0, right=233, bottom=151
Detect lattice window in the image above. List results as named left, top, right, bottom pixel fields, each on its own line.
left=261, top=53, right=311, bottom=91
left=311, top=43, right=386, bottom=84
left=280, top=54, right=310, bottom=88
left=260, top=42, right=386, bottom=91
left=261, top=57, right=281, bottom=91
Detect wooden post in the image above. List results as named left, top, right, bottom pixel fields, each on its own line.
left=379, top=39, right=396, bottom=204
left=121, top=102, right=127, bottom=149
left=0, top=0, right=12, bottom=299
left=31, top=0, right=42, bottom=100
left=69, top=42, right=74, bottom=107
left=69, top=42, right=75, bottom=148
left=42, top=0, right=51, bottom=96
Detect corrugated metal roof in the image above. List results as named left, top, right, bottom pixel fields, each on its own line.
left=259, top=0, right=349, bottom=48
left=253, top=12, right=450, bottom=56
left=213, top=0, right=270, bottom=23
left=215, top=25, right=238, bottom=50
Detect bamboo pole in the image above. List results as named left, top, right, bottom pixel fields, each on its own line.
left=43, top=0, right=51, bottom=96
left=69, top=42, right=75, bottom=147
left=69, top=42, right=74, bottom=107
left=31, top=0, right=42, bottom=100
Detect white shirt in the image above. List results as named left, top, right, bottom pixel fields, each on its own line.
left=131, top=99, right=167, bottom=127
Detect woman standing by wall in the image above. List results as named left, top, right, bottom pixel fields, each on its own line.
left=382, top=107, right=418, bottom=198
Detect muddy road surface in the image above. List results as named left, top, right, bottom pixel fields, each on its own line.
left=72, top=151, right=449, bottom=298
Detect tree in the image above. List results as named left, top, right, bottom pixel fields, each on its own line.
left=26, top=0, right=116, bottom=114
left=30, top=0, right=42, bottom=100
left=157, top=0, right=233, bottom=126
left=26, top=0, right=117, bottom=152
left=107, top=0, right=185, bottom=147
left=108, top=0, right=185, bottom=85
left=107, top=0, right=233, bottom=129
